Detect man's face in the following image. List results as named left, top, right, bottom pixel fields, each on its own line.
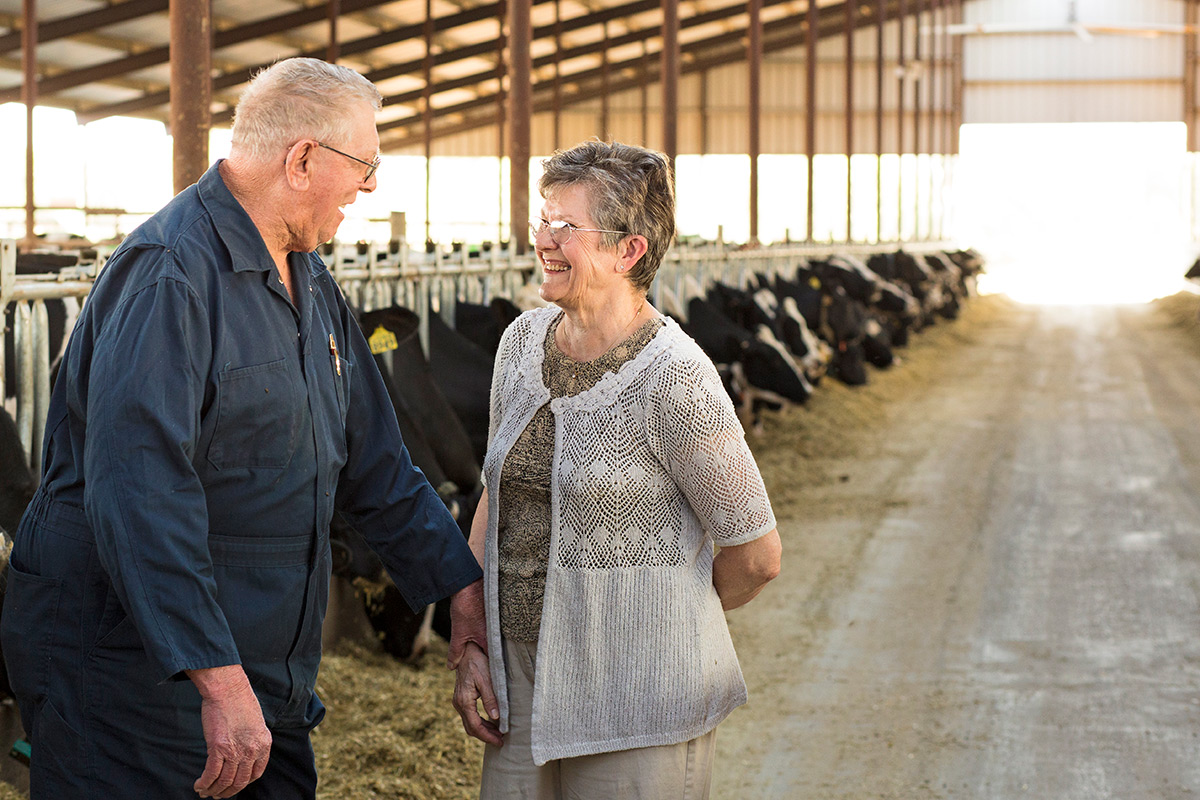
left=295, top=103, right=380, bottom=252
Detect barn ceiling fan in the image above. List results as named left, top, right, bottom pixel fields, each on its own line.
left=938, top=0, right=1196, bottom=41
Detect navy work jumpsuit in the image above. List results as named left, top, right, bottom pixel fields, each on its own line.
left=0, top=162, right=482, bottom=797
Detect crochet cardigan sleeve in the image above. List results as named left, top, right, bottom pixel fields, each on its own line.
left=642, top=345, right=776, bottom=546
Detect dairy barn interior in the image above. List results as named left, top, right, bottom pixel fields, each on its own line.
left=3, top=0, right=1200, bottom=797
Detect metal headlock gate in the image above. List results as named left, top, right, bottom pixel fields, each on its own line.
left=1, top=236, right=955, bottom=482
left=0, top=240, right=95, bottom=480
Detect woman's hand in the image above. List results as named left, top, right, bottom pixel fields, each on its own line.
left=713, top=527, right=782, bottom=610
left=453, top=642, right=503, bottom=746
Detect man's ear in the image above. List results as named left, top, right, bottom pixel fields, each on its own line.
left=619, top=234, right=649, bottom=271
left=284, top=140, right=316, bottom=190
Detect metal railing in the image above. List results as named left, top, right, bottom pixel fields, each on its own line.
left=1, top=240, right=97, bottom=477
left=1, top=236, right=956, bottom=478
left=324, top=240, right=539, bottom=355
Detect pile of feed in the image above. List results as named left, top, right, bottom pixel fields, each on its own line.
left=1150, top=287, right=1200, bottom=335
left=312, top=640, right=480, bottom=799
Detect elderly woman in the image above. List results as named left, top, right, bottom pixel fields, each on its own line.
left=450, top=140, right=781, bottom=798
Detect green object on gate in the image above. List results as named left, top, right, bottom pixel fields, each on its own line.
left=8, top=737, right=29, bottom=766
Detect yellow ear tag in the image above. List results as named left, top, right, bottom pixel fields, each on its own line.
left=808, top=276, right=822, bottom=290
left=368, top=325, right=399, bottom=355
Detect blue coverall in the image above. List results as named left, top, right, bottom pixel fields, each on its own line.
left=0, top=161, right=482, bottom=797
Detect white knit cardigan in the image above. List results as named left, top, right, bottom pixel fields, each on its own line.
left=481, top=306, right=777, bottom=765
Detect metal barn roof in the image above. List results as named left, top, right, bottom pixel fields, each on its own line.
left=0, top=0, right=912, bottom=153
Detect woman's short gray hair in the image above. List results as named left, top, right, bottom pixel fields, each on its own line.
left=232, top=58, right=382, bottom=160
left=538, top=141, right=676, bottom=294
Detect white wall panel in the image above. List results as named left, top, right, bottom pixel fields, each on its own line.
left=965, top=81, right=1182, bottom=124
left=965, top=0, right=1180, bottom=25
left=964, top=34, right=1181, bottom=82
left=960, top=0, right=1188, bottom=125
left=964, top=0, right=1071, bottom=24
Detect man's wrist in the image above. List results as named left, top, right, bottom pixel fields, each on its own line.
left=186, top=664, right=250, bottom=699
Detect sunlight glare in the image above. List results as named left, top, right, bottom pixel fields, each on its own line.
left=958, top=122, right=1191, bottom=305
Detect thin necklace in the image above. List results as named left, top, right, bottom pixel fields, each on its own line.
left=615, top=299, right=646, bottom=346
left=562, top=298, right=646, bottom=360
left=601, top=297, right=646, bottom=358
left=561, top=299, right=647, bottom=391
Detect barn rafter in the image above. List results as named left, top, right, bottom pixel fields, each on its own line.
left=0, top=0, right=900, bottom=138
left=1, top=0, right=972, bottom=247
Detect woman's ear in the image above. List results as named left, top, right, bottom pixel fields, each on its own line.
left=618, top=234, right=649, bottom=271
left=284, top=140, right=316, bottom=190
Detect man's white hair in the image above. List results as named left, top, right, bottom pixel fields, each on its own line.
left=231, top=57, right=382, bottom=161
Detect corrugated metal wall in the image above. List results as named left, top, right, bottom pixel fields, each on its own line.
left=409, top=12, right=954, bottom=158
left=962, top=0, right=1186, bottom=124
left=412, top=0, right=1198, bottom=158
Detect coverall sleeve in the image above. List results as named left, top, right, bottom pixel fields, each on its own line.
left=332, top=302, right=482, bottom=612
left=82, top=255, right=239, bottom=683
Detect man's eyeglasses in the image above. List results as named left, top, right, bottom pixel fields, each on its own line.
left=317, top=141, right=381, bottom=183
left=529, top=218, right=629, bottom=245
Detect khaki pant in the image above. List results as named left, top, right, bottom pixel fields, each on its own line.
left=481, top=638, right=717, bottom=800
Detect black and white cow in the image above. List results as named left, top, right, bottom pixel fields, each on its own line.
left=807, top=255, right=918, bottom=370
left=866, top=250, right=942, bottom=329
left=427, top=312, right=496, bottom=469
left=328, top=304, right=485, bottom=662
left=0, top=408, right=34, bottom=538
left=453, top=296, right=521, bottom=357
left=0, top=406, right=33, bottom=699
left=944, top=248, right=986, bottom=294
left=922, top=252, right=966, bottom=320
left=749, top=287, right=832, bottom=385
left=679, top=293, right=815, bottom=412
left=357, top=306, right=481, bottom=494
left=772, top=268, right=872, bottom=385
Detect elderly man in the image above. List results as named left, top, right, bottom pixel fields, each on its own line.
left=0, top=58, right=484, bottom=799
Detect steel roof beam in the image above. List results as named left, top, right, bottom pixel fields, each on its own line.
left=77, top=0, right=649, bottom=121
left=73, top=0, right=532, bottom=121
left=376, top=0, right=904, bottom=150
left=375, top=0, right=835, bottom=134
left=0, top=0, right=167, bottom=56
left=358, top=0, right=796, bottom=123
left=42, top=0, right=756, bottom=120
left=0, top=0, right=417, bottom=104
left=92, top=1, right=527, bottom=122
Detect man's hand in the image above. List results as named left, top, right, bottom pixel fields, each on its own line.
left=186, top=665, right=272, bottom=799
left=446, top=578, right=487, bottom=670
left=452, top=642, right=502, bottom=746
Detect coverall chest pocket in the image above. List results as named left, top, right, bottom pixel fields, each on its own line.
left=207, top=358, right=302, bottom=469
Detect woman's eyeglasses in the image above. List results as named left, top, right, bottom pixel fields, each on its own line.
left=529, top=218, right=629, bottom=245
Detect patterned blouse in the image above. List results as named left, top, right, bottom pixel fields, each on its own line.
left=497, top=313, right=665, bottom=641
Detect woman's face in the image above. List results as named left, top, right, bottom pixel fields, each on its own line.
left=534, top=183, right=625, bottom=311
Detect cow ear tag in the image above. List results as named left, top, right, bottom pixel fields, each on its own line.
left=807, top=276, right=822, bottom=290
left=368, top=325, right=399, bottom=355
